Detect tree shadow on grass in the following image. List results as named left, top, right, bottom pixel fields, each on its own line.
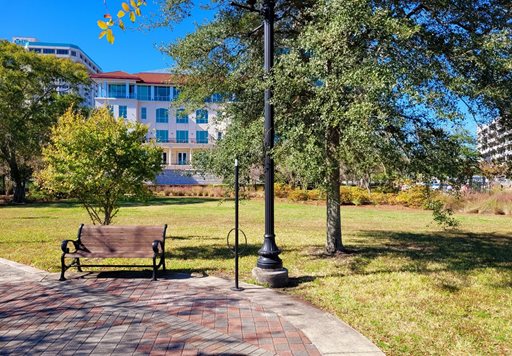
left=354, top=230, right=512, bottom=271
left=167, top=243, right=262, bottom=260
left=7, top=197, right=222, bottom=210
left=296, top=230, right=512, bottom=290
left=123, top=197, right=223, bottom=207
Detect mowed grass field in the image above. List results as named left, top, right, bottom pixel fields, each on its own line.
left=0, top=197, right=510, bottom=355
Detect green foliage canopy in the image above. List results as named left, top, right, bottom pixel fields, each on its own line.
left=141, top=0, right=510, bottom=252
left=39, top=108, right=163, bottom=225
left=0, top=40, right=89, bottom=203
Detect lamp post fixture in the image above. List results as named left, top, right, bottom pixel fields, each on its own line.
left=232, top=0, right=288, bottom=287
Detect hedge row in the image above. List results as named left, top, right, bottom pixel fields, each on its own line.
left=276, top=183, right=436, bottom=208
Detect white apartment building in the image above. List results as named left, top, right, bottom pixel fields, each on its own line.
left=477, top=118, right=512, bottom=162
left=12, top=37, right=101, bottom=107
left=90, top=71, right=224, bottom=183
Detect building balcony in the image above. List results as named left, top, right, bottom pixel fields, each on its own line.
left=153, top=138, right=214, bottom=145
left=165, top=161, right=192, bottom=169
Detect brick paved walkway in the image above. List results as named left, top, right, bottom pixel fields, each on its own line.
left=0, top=260, right=383, bottom=355
left=0, top=276, right=318, bottom=355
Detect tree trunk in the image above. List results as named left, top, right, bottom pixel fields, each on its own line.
left=9, top=161, right=26, bottom=204
left=12, top=178, right=26, bottom=204
left=325, top=127, right=344, bottom=254
left=0, top=175, right=5, bottom=195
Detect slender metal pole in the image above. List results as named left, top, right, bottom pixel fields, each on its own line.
left=235, top=159, right=240, bottom=288
left=257, top=0, right=282, bottom=270
left=232, top=159, right=244, bottom=291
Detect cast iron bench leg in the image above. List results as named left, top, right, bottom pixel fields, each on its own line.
left=152, top=255, right=157, bottom=281
left=59, top=254, right=66, bottom=281
left=75, top=258, right=83, bottom=272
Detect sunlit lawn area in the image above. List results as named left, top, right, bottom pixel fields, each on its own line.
left=0, top=197, right=510, bottom=354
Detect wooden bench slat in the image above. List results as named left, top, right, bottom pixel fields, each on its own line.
left=67, top=251, right=155, bottom=258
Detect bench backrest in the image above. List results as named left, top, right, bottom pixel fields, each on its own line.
left=78, top=224, right=167, bottom=255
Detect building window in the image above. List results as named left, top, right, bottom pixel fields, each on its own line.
left=108, top=84, right=126, bottom=98
left=156, top=108, right=169, bottom=123
left=137, top=85, right=151, bottom=100
left=29, top=48, right=41, bottom=53
left=71, top=50, right=77, bottom=56
left=217, top=132, right=222, bottom=141
left=196, top=131, right=208, bottom=144
left=154, top=86, right=171, bottom=101
left=141, top=107, right=147, bottom=120
left=156, top=130, right=169, bottom=143
left=43, top=48, right=55, bottom=54
left=206, top=93, right=223, bottom=103
left=178, top=152, right=188, bottom=165
left=196, top=109, right=208, bottom=124
left=173, top=87, right=181, bottom=100
left=56, top=49, right=69, bottom=55
left=118, top=105, right=127, bottom=119
left=107, top=105, right=114, bottom=115
left=176, top=109, right=188, bottom=124
left=162, top=152, right=167, bottom=164
left=176, top=130, right=189, bottom=143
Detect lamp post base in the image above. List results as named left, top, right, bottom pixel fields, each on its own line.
left=252, top=267, right=288, bottom=288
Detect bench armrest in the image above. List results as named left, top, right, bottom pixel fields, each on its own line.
left=152, top=240, right=164, bottom=254
left=61, top=240, right=79, bottom=254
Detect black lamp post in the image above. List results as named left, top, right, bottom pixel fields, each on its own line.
left=232, top=0, right=288, bottom=286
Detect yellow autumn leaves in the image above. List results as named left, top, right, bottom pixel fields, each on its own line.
left=98, top=0, right=145, bottom=44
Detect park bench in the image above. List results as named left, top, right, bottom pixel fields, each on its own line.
left=59, top=224, right=167, bottom=281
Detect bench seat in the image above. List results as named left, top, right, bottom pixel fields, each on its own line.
left=59, top=224, right=167, bottom=281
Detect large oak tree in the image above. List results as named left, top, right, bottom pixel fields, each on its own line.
left=106, top=0, right=510, bottom=253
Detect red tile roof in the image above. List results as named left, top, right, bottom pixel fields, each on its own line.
left=90, top=71, right=141, bottom=80
left=90, top=71, right=186, bottom=85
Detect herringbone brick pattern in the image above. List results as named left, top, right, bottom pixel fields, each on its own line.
left=0, top=274, right=321, bottom=355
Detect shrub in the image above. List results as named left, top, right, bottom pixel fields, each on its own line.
left=370, top=191, right=395, bottom=205
left=307, top=189, right=324, bottom=200
left=288, top=189, right=309, bottom=201
left=351, top=187, right=371, bottom=205
left=426, top=199, right=460, bottom=229
left=340, top=186, right=353, bottom=204
left=275, top=183, right=292, bottom=198
left=395, top=186, right=431, bottom=208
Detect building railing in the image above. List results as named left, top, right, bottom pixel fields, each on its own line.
left=166, top=160, right=191, bottom=166
left=153, top=138, right=212, bottom=144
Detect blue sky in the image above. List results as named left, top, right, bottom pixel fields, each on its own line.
left=0, top=0, right=479, bottom=135
left=0, top=0, right=212, bottom=73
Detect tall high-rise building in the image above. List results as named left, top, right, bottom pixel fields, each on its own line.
left=11, top=37, right=102, bottom=107
left=477, top=118, right=512, bottom=163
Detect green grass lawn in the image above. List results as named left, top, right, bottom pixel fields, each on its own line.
left=0, top=197, right=510, bottom=355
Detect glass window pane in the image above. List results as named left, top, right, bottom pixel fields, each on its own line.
left=155, top=86, right=170, bottom=101
left=118, top=105, right=127, bottom=118
left=108, top=84, right=126, bottom=98
left=156, top=130, right=169, bottom=142
left=196, top=130, right=208, bottom=144
left=176, top=109, right=188, bottom=124
left=196, top=109, right=208, bottom=124
left=137, top=85, right=151, bottom=100
left=176, top=130, right=189, bottom=143
left=141, top=107, right=147, bottom=120
left=156, top=108, right=168, bottom=123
